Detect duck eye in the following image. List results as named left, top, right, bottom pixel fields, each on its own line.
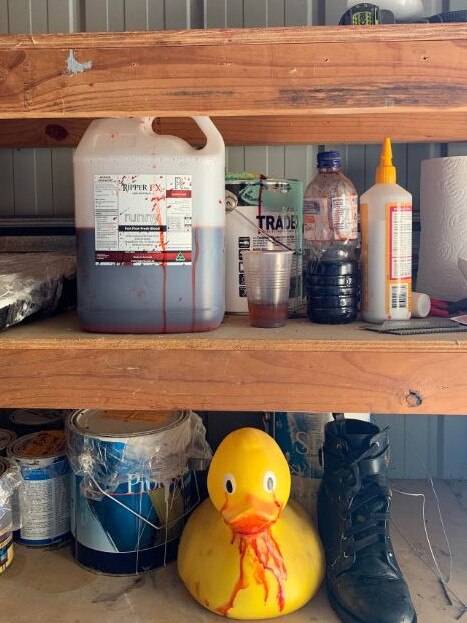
left=223, top=473, right=236, bottom=494
left=263, top=471, right=277, bottom=492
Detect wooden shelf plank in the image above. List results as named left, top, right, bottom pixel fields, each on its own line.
left=2, top=111, right=467, bottom=148
left=1, top=313, right=467, bottom=414
left=0, top=25, right=466, bottom=124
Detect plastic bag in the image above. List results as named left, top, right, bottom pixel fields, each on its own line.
left=0, top=252, right=76, bottom=331
left=0, top=460, right=22, bottom=534
left=66, top=410, right=212, bottom=500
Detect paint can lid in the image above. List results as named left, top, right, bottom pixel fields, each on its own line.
left=8, top=430, right=66, bottom=460
left=9, top=409, right=66, bottom=429
left=69, top=409, right=186, bottom=438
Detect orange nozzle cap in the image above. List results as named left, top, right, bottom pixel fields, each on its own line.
left=376, top=137, right=397, bottom=184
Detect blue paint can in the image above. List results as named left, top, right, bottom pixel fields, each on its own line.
left=67, top=409, right=200, bottom=575
left=8, top=430, right=71, bottom=547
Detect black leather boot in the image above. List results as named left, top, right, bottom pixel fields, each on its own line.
left=317, top=415, right=417, bottom=623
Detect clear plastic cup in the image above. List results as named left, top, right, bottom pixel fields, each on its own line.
left=242, top=250, right=293, bottom=328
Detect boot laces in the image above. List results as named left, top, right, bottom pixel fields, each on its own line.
left=336, top=443, right=391, bottom=559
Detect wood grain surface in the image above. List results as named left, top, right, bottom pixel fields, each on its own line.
left=2, top=112, right=467, bottom=147
left=1, top=314, right=467, bottom=414
left=0, top=25, right=466, bottom=119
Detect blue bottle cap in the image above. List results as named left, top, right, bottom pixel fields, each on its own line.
left=317, top=151, right=341, bottom=169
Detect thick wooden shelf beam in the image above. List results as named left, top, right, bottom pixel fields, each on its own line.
left=0, top=25, right=466, bottom=121
left=1, top=313, right=467, bottom=414
left=2, top=112, right=467, bottom=147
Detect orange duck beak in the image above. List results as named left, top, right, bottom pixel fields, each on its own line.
left=222, top=495, right=281, bottom=536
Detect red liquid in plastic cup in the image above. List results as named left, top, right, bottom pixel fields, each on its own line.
left=243, top=250, right=293, bottom=329
left=248, top=302, right=288, bottom=328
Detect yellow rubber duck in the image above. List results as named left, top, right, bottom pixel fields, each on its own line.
left=178, top=427, right=325, bottom=619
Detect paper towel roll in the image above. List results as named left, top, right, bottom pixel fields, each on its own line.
left=416, top=156, right=467, bottom=301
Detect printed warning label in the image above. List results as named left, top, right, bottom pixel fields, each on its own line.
left=94, top=174, right=192, bottom=265
left=388, top=204, right=412, bottom=280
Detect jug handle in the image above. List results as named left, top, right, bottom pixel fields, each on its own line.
left=140, top=117, right=156, bottom=133
left=138, top=116, right=224, bottom=153
left=192, top=116, right=225, bottom=154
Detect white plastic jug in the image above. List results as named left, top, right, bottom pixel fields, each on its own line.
left=74, top=116, right=225, bottom=333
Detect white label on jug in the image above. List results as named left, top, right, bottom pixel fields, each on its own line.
left=94, top=174, right=192, bottom=265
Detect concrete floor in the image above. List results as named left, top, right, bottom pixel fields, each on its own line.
left=1, top=481, right=466, bottom=623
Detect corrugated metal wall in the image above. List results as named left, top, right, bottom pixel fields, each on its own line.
left=0, top=0, right=466, bottom=477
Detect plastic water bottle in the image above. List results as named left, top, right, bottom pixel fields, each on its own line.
left=303, top=151, right=359, bottom=324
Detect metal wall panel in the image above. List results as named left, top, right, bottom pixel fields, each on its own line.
left=441, top=415, right=467, bottom=479
left=372, top=414, right=441, bottom=479
left=7, top=0, right=52, bottom=217
left=448, top=0, right=467, bottom=10
left=124, top=0, right=150, bottom=30
left=83, top=0, right=199, bottom=32
left=48, top=0, right=80, bottom=32
left=147, top=0, right=165, bottom=30
left=84, top=0, right=124, bottom=31
left=0, top=0, right=7, bottom=30
left=165, top=0, right=202, bottom=29
left=422, top=0, right=446, bottom=14
left=204, top=0, right=228, bottom=27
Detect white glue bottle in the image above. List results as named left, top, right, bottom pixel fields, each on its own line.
left=360, top=138, right=412, bottom=323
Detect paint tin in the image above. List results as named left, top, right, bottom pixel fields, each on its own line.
left=0, top=532, right=14, bottom=574
left=225, top=176, right=304, bottom=315
left=68, top=409, right=199, bottom=575
left=0, top=458, right=15, bottom=574
left=0, top=429, right=16, bottom=456
left=8, top=430, right=71, bottom=547
left=266, top=412, right=371, bottom=521
left=9, top=409, right=67, bottom=435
